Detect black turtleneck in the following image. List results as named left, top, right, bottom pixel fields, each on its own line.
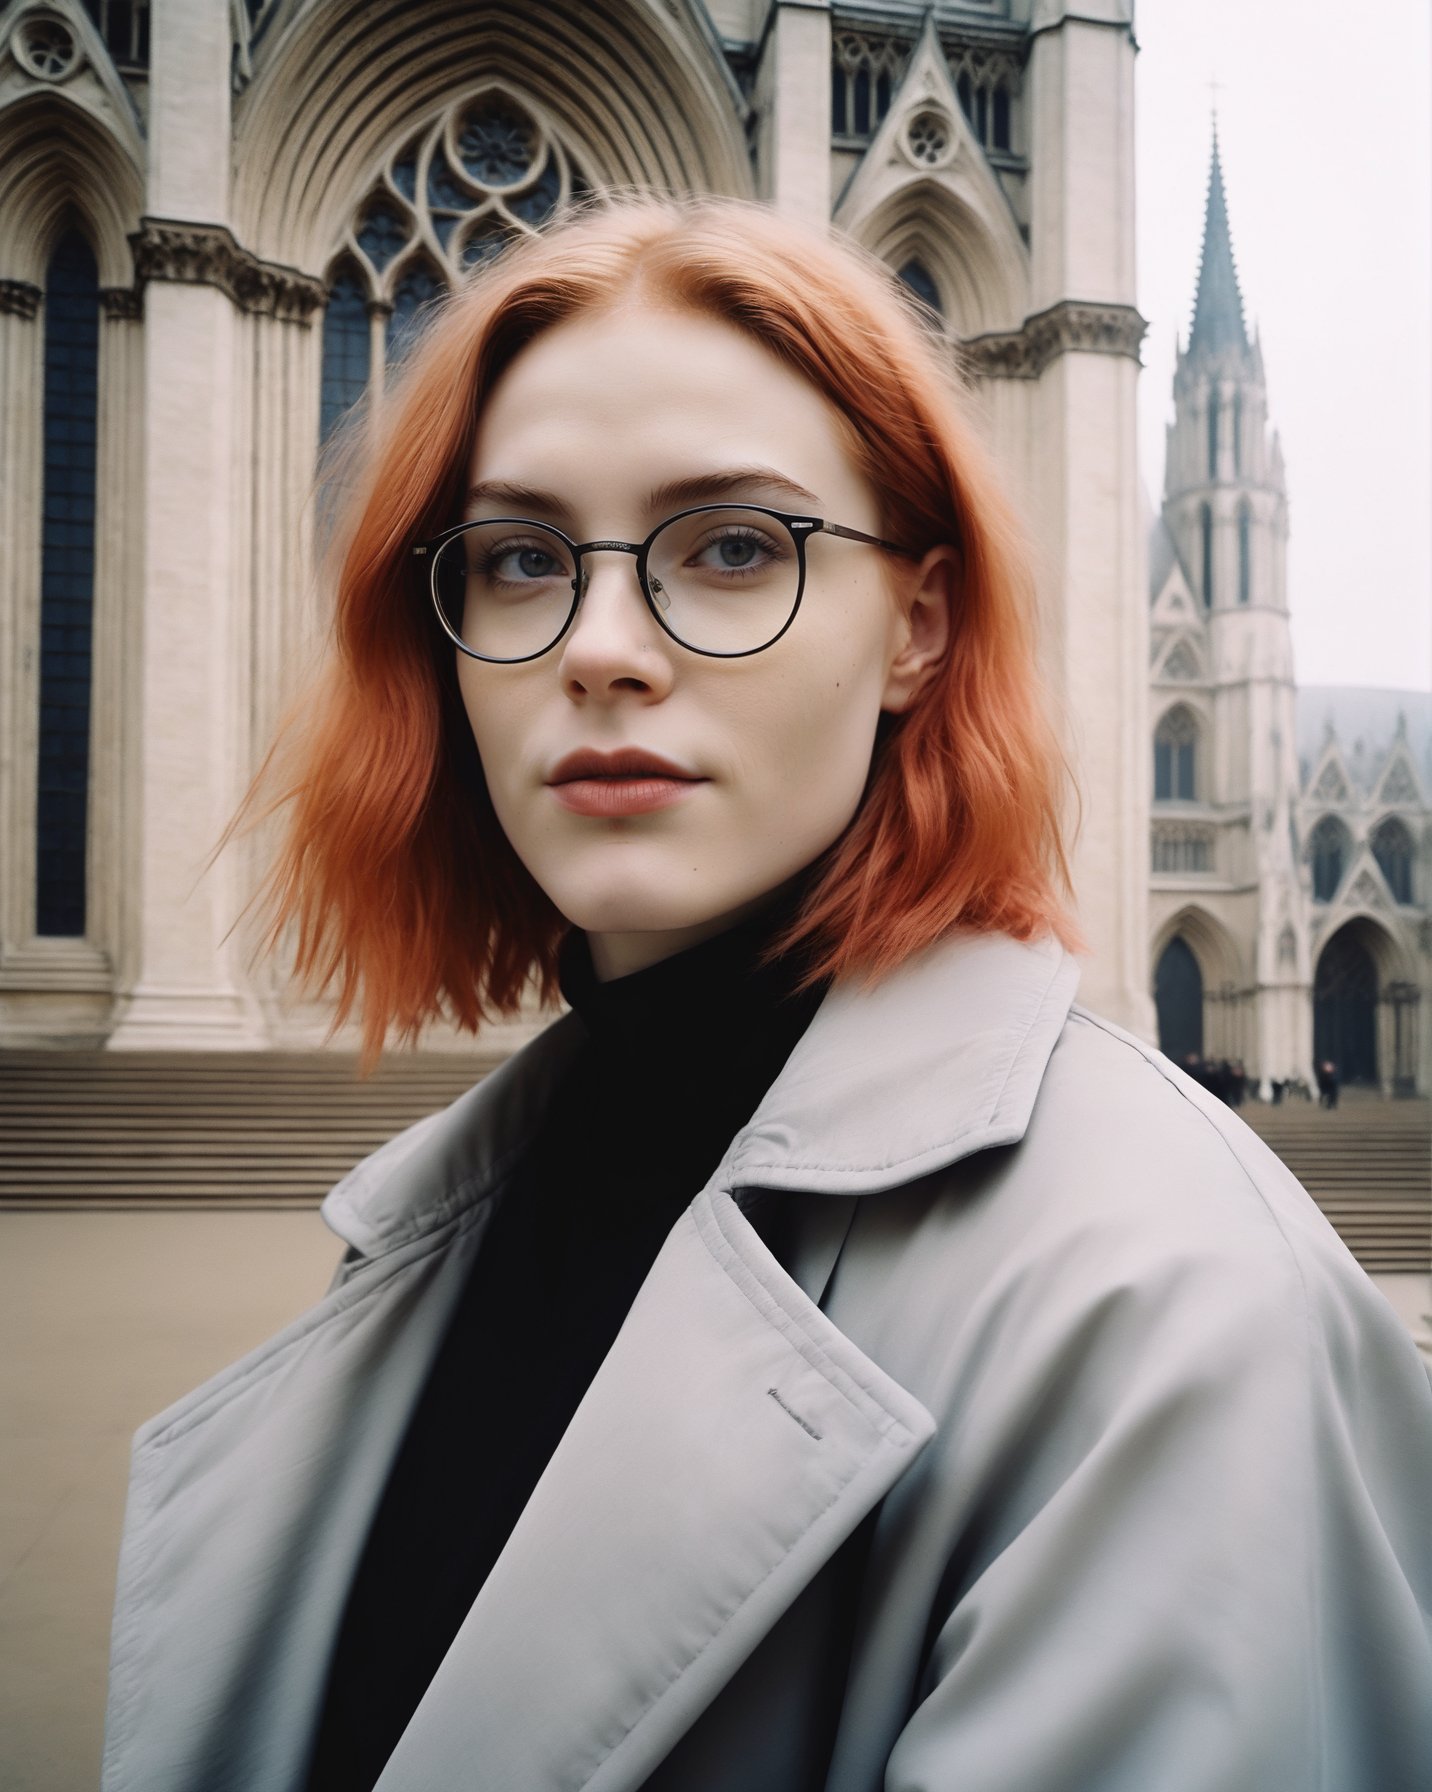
left=304, top=895, right=827, bottom=1792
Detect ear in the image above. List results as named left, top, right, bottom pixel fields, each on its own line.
left=881, top=545, right=957, bottom=714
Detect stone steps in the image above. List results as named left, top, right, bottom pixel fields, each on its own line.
left=2, top=1053, right=1428, bottom=1270
left=1241, top=1097, right=1430, bottom=1271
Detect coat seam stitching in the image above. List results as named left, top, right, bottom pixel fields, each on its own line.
left=575, top=1432, right=878, bottom=1791
left=142, top=1193, right=496, bottom=1452
left=695, top=1193, right=919, bottom=1445
left=728, top=955, right=1069, bottom=1183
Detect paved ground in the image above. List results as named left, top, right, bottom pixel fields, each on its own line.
left=3, top=1212, right=1429, bottom=1792
left=1, top=1211, right=339, bottom=1792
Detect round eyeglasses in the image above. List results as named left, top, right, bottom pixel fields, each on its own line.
left=413, top=503, right=917, bottom=662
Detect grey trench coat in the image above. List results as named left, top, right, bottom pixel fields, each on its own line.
left=102, top=931, right=1432, bottom=1791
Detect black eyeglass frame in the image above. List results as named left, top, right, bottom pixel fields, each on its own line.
left=412, top=503, right=919, bottom=663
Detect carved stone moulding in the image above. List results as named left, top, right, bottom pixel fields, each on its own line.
left=99, top=286, right=142, bottom=320
left=129, top=218, right=327, bottom=323
left=0, top=279, right=43, bottom=319
left=961, top=299, right=1148, bottom=381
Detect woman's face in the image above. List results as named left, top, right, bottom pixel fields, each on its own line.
left=458, top=302, right=950, bottom=979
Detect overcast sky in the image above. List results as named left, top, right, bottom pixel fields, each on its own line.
left=1133, top=0, right=1431, bottom=692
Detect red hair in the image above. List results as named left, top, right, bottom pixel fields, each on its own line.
left=247, top=196, right=1078, bottom=1063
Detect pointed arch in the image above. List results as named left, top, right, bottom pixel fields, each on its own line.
left=1308, top=814, right=1352, bottom=902
left=852, top=179, right=1025, bottom=340
left=1152, top=905, right=1243, bottom=994
left=1154, top=632, right=1206, bottom=683
left=1154, top=702, right=1201, bottom=803
left=384, top=254, right=447, bottom=364
left=233, top=0, right=753, bottom=270
left=1154, top=934, right=1204, bottom=1062
left=0, top=84, right=142, bottom=997
left=835, top=12, right=1029, bottom=338
left=0, top=93, right=142, bottom=286
left=1371, top=816, right=1414, bottom=905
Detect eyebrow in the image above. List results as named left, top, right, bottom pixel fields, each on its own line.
left=463, top=464, right=823, bottom=521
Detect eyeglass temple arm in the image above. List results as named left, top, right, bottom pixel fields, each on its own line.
left=820, top=521, right=921, bottom=559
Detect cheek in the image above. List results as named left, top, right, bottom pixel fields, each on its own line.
left=456, top=664, right=524, bottom=804
left=729, top=610, right=891, bottom=817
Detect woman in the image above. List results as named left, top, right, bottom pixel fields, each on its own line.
left=103, top=198, right=1432, bottom=1792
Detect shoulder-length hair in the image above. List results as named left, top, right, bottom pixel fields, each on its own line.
left=250, top=195, right=1078, bottom=1063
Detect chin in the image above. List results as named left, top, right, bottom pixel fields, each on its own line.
left=559, top=888, right=720, bottom=938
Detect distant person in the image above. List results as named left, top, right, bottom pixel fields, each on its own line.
left=1318, top=1059, right=1341, bottom=1110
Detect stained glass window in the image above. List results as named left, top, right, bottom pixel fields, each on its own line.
left=319, top=91, right=585, bottom=442
left=898, top=260, right=941, bottom=317
left=1310, top=816, right=1349, bottom=902
left=36, top=234, right=99, bottom=937
left=1154, top=707, right=1198, bottom=803
left=386, top=263, right=446, bottom=363
left=320, top=263, right=370, bottom=445
left=1372, top=818, right=1413, bottom=904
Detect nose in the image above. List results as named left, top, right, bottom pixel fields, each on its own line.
left=557, top=551, right=675, bottom=703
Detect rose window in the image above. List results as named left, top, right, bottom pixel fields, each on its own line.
left=320, top=90, right=589, bottom=439
left=906, top=111, right=951, bottom=166
left=16, top=14, right=81, bottom=81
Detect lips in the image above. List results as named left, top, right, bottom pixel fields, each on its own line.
left=546, top=747, right=707, bottom=818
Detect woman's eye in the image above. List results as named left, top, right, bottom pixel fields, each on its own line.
left=478, top=542, right=563, bottom=581
left=691, top=530, right=778, bottom=573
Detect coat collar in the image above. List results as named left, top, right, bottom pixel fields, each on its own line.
left=322, top=929, right=1079, bottom=1255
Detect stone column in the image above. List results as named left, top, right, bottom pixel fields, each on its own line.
left=759, top=1, right=831, bottom=223
left=1025, top=0, right=1153, bottom=1038
left=109, top=0, right=262, bottom=1047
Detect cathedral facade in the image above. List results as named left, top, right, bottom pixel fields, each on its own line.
left=1149, top=139, right=1431, bottom=1096
left=0, top=0, right=1153, bottom=1055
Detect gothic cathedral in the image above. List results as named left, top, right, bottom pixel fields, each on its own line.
left=0, top=1, right=1425, bottom=1088
left=1150, top=135, right=1429, bottom=1094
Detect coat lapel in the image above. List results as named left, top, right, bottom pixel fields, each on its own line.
left=375, top=1187, right=933, bottom=1792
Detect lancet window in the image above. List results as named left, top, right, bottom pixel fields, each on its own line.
left=319, top=92, right=587, bottom=442
left=831, top=32, right=910, bottom=141
left=1309, top=816, right=1350, bottom=903
left=947, top=44, right=1020, bottom=156
left=1372, top=817, right=1414, bottom=904
left=79, top=0, right=150, bottom=70
left=897, top=260, right=942, bottom=319
left=1154, top=706, right=1199, bottom=804
left=36, top=233, right=100, bottom=937
left=1237, top=501, right=1251, bottom=604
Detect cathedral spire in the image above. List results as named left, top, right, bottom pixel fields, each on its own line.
left=1188, top=124, right=1248, bottom=355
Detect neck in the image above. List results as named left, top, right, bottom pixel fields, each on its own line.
left=585, top=877, right=807, bottom=982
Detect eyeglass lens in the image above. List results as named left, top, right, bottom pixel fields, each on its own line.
left=430, top=509, right=803, bottom=660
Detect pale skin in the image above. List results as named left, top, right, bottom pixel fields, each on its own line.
left=458, top=302, right=956, bottom=980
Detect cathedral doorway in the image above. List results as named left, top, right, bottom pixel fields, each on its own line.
left=1313, top=925, right=1379, bottom=1086
left=1155, top=936, right=1203, bottom=1063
